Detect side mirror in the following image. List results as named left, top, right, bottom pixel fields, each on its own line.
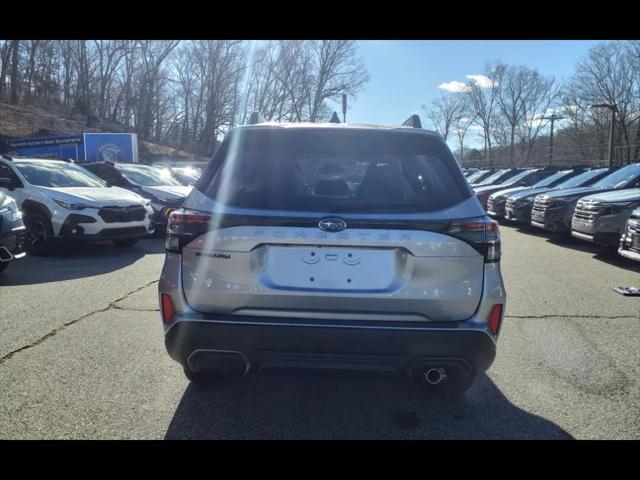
left=0, top=177, right=15, bottom=190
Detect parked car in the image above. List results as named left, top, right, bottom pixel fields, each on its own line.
left=168, top=166, right=202, bottom=186
left=465, top=168, right=497, bottom=185
left=486, top=168, right=584, bottom=218
left=0, top=189, right=26, bottom=274
left=475, top=168, right=557, bottom=209
left=504, top=168, right=613, bottom=224
left=82, top=162, right=192, bottom=232
left=618, top=207, right=640, bottom=261
left=0, top=157, right=154, bottom=255
left=470, top=168, right=521, bottom=188
left=570, top=189, right=640, bottom=247
left=159, top=120, right=506, bottom=392
left=531, top=163, right=640, bottom=234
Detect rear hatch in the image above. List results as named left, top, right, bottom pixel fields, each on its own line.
left=178, top=127, right=491, bottom=323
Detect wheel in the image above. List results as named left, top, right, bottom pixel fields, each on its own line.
left=24, top=211, right=54, bottom=256
left=113, top=237, right=140, bottom=247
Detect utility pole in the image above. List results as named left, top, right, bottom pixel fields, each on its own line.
left=591, top=103, right=617, bottom=167
left=541, top=114, right=565, bottom=166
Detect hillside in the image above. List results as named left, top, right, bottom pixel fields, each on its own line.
left=0, top=102, right=209, bottom=163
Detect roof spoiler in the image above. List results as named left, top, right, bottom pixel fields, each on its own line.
left=402, top=114, right=422, bottom=129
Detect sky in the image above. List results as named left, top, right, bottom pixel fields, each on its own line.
left=345, top=40, right=603, bottom=146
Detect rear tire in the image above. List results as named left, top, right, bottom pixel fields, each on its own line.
left=24, top=211, right=54, bottom=256
left=113, top=237, right=140, bottom=247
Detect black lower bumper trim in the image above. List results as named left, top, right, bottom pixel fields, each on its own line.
left=165, top=318, right=497, bottom=378
left=60, top=225, right=148, bottom=241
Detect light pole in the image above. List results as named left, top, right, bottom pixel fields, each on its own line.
left=541, top=113, right=565, bottom=166
left=591, top=103, right=617, bottom=167
left=342, top=94, right=347, bottom=123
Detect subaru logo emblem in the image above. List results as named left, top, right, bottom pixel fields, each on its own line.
left=318, top=217, right=347, bottom=232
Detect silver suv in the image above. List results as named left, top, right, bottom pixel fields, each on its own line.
left=571, top=189, right=640, bottom=247
left=158, top=121, right=506, bottom=392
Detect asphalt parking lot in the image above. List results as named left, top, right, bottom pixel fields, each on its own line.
left=0, top=225, right=639, bottom=439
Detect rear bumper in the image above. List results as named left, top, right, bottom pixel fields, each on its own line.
left=164, top=316, right=497, bottom=378
left=160, top=245, right=505, bottom=380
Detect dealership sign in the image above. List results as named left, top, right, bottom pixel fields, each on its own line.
left=83, top=133, right=138, bottom=163
left=6, top=133, right=139, bottom=163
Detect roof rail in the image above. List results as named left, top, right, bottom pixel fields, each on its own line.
left=329, top=112, right=341, bottom=124
left=401, top=114, right=422, bottom=129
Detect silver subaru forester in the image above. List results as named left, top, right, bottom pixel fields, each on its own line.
left=158, top=120, right=506, bottom=392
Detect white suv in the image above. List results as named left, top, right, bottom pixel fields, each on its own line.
left=0, top=156, right=154, bottom=255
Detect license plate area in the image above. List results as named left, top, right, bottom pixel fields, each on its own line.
left=259, top=245, right=405, bottom=292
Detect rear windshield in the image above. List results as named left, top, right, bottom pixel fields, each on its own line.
left=592, top=163, right=640, bottom=188
left=199, top=128, right=469, bottom=213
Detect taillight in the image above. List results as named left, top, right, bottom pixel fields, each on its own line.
left=445, top=217, right=501, bottom=262
left=161, top=293, right=175, bottom=325
left=166, top=209, right=212, bottom=253
left=488, top=304, right=503, bottom=335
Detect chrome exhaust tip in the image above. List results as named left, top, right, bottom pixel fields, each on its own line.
left=424, top=367, right=448, bottom=385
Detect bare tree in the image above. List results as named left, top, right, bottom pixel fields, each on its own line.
left=307, top=40, right=369, bottom=122
left=465, top=63, right=501, bottom=165
left=10, top=40, right=20, bottom=104
left=93, top=40, right=134, bottom=119
left=516, top=72, right=560, bottom=165
left=423, top=92, right=463, bottom=142
left=453, top=98, right=476, bottom=165
left=565, top=41, right=639, bottom=164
